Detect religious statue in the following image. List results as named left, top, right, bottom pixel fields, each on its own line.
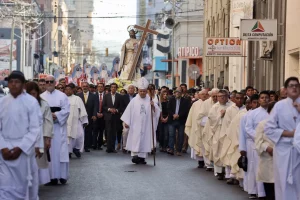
left=99, top=63, right=109, bottom=84
left=54, top=68, right=65, bottom=82
left=119, top=26, right=144, bottom=81
left=90, top=66, right=100, bottom=85
left=111, top=57, right=120, bottom=78
left=72, top=64, right=83, bottom=85
left=84, top=64, right=92, bottom=83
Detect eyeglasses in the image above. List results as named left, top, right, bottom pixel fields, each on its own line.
left=287, top=84, right=300, bottom=89
left=57, top=87, right=63, bottom=90
left=45, top=80, right=54, bottom=84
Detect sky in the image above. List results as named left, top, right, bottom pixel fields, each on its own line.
left=92, top=0, right=137, bottom=56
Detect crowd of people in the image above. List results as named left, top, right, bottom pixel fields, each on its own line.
left=1, top=70, right=300, bottom=200
left=185, top=79, right=300, bottom=200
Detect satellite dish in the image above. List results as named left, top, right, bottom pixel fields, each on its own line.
left=188, top=64, right=200, bottom=79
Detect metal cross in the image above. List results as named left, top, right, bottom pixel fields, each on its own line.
left=128, top=19, right=159, bottom=80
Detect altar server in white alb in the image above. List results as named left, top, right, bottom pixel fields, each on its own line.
left=121, top=77, right=160, bottom=164
left=25, top=81, right=54, bottom=186
left=245, top=91, right=270, bottom=199
left=65, top=84, right=88, bottom=158
left=0, top=71, right=42, bottom=199
left=265, top=77, right=300, bottom=200
left=41, top=75, right=70, bottom=185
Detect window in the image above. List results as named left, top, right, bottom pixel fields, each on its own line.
left=181, top=60, right=187, bottom=83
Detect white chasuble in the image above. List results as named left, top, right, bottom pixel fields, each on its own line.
left=121, top=94, right=160, bottom=154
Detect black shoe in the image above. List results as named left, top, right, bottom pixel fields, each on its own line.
left=249, top=194, right=257, bottom=199
left=85, top=148, right=90, bottom=152
left=217, top=173, right=225, bottom=180
left=198, top=161, right=205, bottom=168
left=206, top=167, right=213, bottom=172
left=106, top=149, right=117, bottom=153
left=92, top=146, right=97, bottom=150
left=132, top=156, right=139, bottom=164
left=59, top=178, right=67, bottom=185
left=45, top=179, right=58, bottom=186
left=73, top=148, right=81, bottom=158
left=138, top=157, right=147, bottom=165
left=226, top=178, right=235, bottom=185
left=98, top=147, right=103, bottom=150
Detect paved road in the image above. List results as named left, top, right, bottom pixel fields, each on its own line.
left=39, top=150, right=249, bottom=200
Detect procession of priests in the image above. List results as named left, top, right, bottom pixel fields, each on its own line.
left=186, top=77, right=300, bottom=200
left=2, top=70, right=300, bottom=200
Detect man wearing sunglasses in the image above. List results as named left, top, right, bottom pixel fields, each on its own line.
left=41, top=75, right=70, bottom=185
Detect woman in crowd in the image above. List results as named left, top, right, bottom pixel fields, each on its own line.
left=120, top=89, right=127, bottom=95
left=56, top=83, right=64, bottom=92
left=26, top=81, right=53, bottom=185
left=159, top=91, right=169, bottom=152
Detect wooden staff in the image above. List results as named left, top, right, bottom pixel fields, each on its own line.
left=150, top=94, right=156, bottom=166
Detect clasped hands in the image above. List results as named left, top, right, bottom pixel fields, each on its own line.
left=1, top=147, right=22, bottom=161
left=173, top=114, right=179, bottom=120
left=109, top=108, right=118, bottom=114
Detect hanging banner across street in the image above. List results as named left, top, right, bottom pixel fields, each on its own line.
left=205, top=37, right=243, bottom=57
left=240, top=19, right=277, bottom=41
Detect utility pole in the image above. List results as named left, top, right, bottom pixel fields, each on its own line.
left=9, top=18, right=15, bottom=72
left=171, top=0, right=175, bottom=88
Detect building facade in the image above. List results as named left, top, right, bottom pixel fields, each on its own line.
left=203, top=0, right=230, bottom=89
left=285, top=0, right=299, bottom=79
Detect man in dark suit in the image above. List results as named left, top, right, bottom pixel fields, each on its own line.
left=102, top=83, right=122, bottom=153
left=94, top=83, right=105, bottom=150
left=78, top=82, right=97, bottom=152
left=119, top=84, right=136, bottom=152
left=167, top=87, right=191, bottom=156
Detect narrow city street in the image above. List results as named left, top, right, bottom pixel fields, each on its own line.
left=39, top=150, right=248, bottom=200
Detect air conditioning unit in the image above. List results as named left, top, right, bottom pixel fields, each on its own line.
left=259, top=41, right=274, bottom=59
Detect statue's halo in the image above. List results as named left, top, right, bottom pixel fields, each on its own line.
left=127, top=25, right=138, bottom=34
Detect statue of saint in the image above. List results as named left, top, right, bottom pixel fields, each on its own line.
left=99, top=63, right=109, bottom=84
left=119, top=26, right=143, bottom=80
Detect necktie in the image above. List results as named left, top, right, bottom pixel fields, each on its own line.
left=84, top=93, right=88, bottom=103
left=99, top=93, right=103, bottom=113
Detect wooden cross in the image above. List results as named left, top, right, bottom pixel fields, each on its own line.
left=128, top=19, right=159, bottom=80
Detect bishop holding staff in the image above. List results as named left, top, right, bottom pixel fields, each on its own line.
left=121, top=77, right=160, bottom=164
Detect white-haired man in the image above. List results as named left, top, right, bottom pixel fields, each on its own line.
left=120, top=84, right=136, bottom=153
left=41, top=75, right=70, bottom=185
left=185, top=89, right=209, bottom=168
left=121, top=78, right=160, bottom=164
left=198, top=88, right=219, bottom=170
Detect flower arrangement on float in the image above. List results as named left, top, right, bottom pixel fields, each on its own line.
left=107, top=78, right=136, bottom=92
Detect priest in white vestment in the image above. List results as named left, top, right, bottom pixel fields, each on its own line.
left=121, top=77, right=160, bottom=164
left=219, top=92, right=245, bottom=182
left=0, top=71, right=42, bottom=200
left=208, top=89, right=233, bottom=180
left=41, top=75, right=70, bottom=185
left=65, top=84, right=88, bottom=158
left=197, top=88, right=219, bottom=170
left=185, top=89, right=208, bottom=168
left=245, top=91, right=270, bottom=198
left=265, top=77, right=300, bottom=200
